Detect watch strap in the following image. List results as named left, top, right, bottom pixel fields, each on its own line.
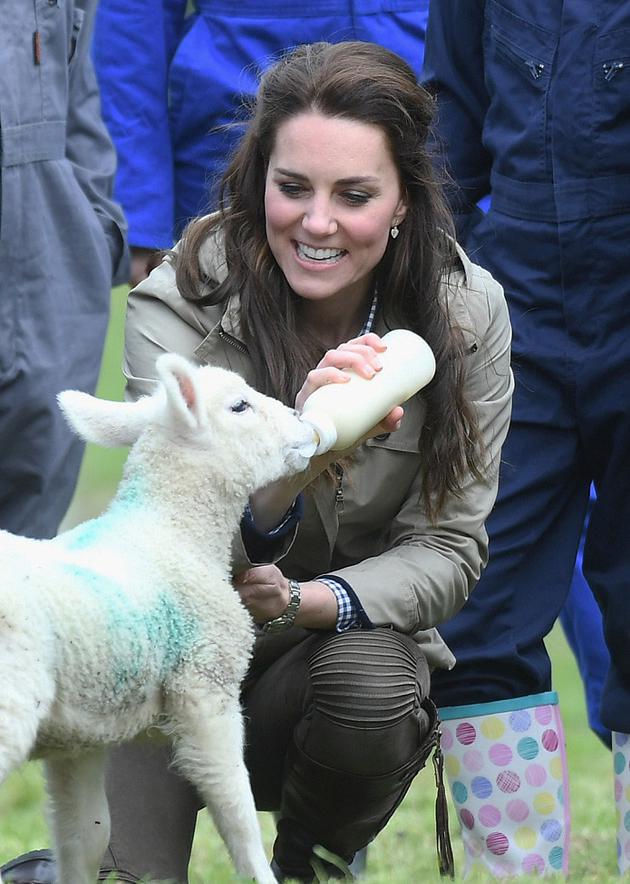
left=261, top=579, right=301, bottom=633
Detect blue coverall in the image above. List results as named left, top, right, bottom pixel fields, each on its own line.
left=0, top=1, right=128, bottom=540
left=92, top=0, right=428, bottom=250
left=423, top=0, right=630, bottom=734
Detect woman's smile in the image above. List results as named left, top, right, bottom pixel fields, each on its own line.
left=294, top=241, right=348, bottom=265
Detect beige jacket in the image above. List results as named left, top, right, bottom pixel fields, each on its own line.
left=123, top=236, right=513, bottom=670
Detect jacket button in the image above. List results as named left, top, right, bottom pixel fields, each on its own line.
left=374, top=433, right=390, bottom=441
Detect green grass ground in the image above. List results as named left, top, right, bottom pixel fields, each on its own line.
left=0, top=629, right=616, bottom=882
left=1, top=289, right=618, bottom=880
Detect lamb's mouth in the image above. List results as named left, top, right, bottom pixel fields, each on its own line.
left=296, top=242, right=347, bottom=264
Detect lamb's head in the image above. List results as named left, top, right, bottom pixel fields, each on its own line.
left=58, top=354, right=315, bottom=490
left=155, top=356, right=316, bottom=488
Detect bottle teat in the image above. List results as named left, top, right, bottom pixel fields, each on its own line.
left=299, top=412, right=339, bottom=457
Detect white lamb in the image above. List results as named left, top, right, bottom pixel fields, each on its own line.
left=0, top=353, right=315, bottom=884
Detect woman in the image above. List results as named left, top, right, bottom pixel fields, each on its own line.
left=2, top=41, right=512, bottom=884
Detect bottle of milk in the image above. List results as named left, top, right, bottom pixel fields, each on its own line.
left=299, top=329, right=436, bottom=456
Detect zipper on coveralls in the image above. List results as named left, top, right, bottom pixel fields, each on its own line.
left=334, top=463, right=344, bottom=515
left=525, top=60, right=545, bottom=80
left=603, top=62, right=624, bottom=81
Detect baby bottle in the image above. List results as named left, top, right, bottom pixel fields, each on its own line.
left=299, top=329, right=436, bottom=456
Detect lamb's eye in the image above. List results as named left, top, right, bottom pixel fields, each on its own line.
left=231, top=399, right=251, bottom=414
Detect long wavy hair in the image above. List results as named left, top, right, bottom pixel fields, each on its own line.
left=175, top=40, right=483, bottom=519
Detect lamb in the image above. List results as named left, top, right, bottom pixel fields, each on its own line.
left=0, top=353, right=315, bottom=884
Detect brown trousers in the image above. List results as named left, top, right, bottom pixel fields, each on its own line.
left=100, top=628, right=435, bottom=883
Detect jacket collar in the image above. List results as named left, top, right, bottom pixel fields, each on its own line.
left=452, top=240, right=475, bottom=289
left=220, top=292, right=245, bottom=342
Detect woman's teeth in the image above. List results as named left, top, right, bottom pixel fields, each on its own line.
left=297, top=243, right=345, bottom=262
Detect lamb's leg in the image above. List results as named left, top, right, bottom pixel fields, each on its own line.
left=0, top=662, right=53, bottom=785
left=0, top=666, right=53, bottom=883
left=0, top=725, right=36, bottom=788
left=45, top=748, right=110, bottom=884
left=170, top=692, right=276, bottom=884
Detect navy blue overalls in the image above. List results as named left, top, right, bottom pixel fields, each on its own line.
left=92, top=0, right=428, bottom=250
left=423, top=0, right=630, bottom=734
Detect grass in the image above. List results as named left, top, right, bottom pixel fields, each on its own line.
left=1, top=290, right=619, bottom=880
left=0, top=629, right=617, bottom=881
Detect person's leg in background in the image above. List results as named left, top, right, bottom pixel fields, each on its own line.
left=558, top=486, right=611, bottom=748
left=429, top=211, right=591, bottom=878
left=585, top=457, right=630, bottom=875
left=438, top=691, right=570, bottom=878
left=431, top=412, right=588, bottom=878
left=575, top=218, right=630, bottom=871
left=0, top=167, right=112, bottom=541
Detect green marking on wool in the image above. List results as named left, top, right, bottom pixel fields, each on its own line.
left=63, top=476, right=146, bottom=553
left=63, top=518, right=104, bottom=551
left=61, top=563, right=198, bottom=690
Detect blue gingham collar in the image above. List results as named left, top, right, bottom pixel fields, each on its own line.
left=359, top=288, right=379, bottom=336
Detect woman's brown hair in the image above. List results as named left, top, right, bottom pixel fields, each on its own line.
left=176, top=40, right=483, bottom=519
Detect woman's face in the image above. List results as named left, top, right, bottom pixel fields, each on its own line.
left=264, top=112, right=407, bottom=313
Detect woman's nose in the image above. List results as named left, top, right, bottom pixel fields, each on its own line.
left=301, top=199, right=338, bottom=236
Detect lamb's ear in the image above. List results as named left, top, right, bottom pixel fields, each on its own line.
left=58, top=391, right=155, bottom=447
left=155, top=353, right=207, bottom=431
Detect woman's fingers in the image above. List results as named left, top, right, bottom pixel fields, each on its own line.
left=344, top=332, right=387, bottom=351
left=378, top=405, right=404, bottom=433
left=295, top=335, right=388, bottom=410
left=333, top=343, right=384, bottom=375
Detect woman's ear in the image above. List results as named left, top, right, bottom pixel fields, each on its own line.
left=393, top=194, right=409, bottom=227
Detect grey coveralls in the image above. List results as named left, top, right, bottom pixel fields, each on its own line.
left=0, top=0, right=128, bottom=539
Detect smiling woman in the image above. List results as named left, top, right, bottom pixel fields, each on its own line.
left=3, top=41, right=513, bottom=884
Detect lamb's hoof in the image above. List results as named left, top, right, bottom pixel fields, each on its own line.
left=0, top=850, right=56, bottom=884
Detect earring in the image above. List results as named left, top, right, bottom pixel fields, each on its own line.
left=390, top=225, right=399, bottom=239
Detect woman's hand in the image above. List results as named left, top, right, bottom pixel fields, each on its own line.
left=234, top=565, right=290, bottom=624
left=247, top=334, right=403, bottom=531
left=234, top=565, right=339, bottom=629
left=295, top=332, right=403, bottom=435
left=295, top=332, right=386, bottom=410
left=129, top=246, right=163, bottom=287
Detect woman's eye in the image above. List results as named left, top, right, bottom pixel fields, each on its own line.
left=278, top=182, right=304, bottom=198
left=231, top=399, right=251, bottom=414
left=342, top=191, right=371, bottom=206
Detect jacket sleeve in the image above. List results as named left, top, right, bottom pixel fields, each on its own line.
left=422, top=0, right=491, bottom=237
left=325, top=267, right=513, bottom=634
left=92, top=0, right=188, bottom=250
left=66, top=0, right=129, bottom=285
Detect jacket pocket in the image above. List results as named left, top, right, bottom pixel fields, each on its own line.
left=483, top=0, right=558, bottom=180
left=68, top=7, right=85, bottom=66
left=593, top=28, right=630, bottom=175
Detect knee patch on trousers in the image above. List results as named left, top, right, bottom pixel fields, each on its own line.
left=307, top=628, right=429, bottom=729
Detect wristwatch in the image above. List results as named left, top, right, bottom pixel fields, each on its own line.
left=261, top=579, right=301, bottom=633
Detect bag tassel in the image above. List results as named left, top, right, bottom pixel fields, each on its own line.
left=433, top=731, right=455, bottom=878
